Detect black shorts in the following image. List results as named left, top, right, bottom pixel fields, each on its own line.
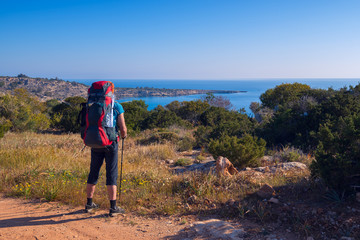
left=87, top=142, right=118, bottom=186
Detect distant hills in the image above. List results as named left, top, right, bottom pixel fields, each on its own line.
left=0, top=76, right=242, bottom=101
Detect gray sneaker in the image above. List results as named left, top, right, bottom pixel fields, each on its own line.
left=109, top=206, right=125, bottom=217
left=85, top=202, right=99, bottom=213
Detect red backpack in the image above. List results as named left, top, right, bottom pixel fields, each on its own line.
left=80, top=81, right=118, bottom=148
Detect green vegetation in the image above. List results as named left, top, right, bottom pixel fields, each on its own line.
left=0, top=89, right=50, bottom=134
left=2, top=82, right=360, bottom=195
left=175, top=158, right=192, bottom=166
left=48, top=96, right=86, bottom=132
left=209, top=134, right=266, bottom=168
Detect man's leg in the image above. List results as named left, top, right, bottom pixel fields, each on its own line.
left=87, top=183, right=96, bottom=198
left=105, top=142, right=124, bottom=216
left=85, top=149, right=105, bottom=212
left=107, top=185, right=117, bottom=200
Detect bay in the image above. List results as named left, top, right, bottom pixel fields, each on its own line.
left=69, top=79, right=360, bottom=113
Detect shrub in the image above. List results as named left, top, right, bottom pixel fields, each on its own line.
left=0, top=119, right=11, bottom=138
left=175, top=158, right=192, bottom=166
left=176, top=135, right=195, bottom=152
left=138, top=131, right=180, bottom=145
left=195, top=155, right=206, bottom=162
left=0, top=89, right=50, bottom=132
left=272, top=146, right=311, bottom=165
left=121, top=100, right=149, bottom=131
left=311, top=116, right=360, bottom=191
left=142, top=106, right=190, bottom=129
left=209, top=134, right=266, bottom=168
left=194, top=125, right=212, bottom=148
left=260, top=83, right=311, bottom=109
left=50, top=96, right=86, bottom=132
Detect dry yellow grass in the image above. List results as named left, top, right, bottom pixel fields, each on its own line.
left=0, top=132, right=311, bottom=216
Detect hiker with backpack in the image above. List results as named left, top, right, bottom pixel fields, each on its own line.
left=79, top=81, right=127, bottom=216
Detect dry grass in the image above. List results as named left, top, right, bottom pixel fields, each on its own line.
left=0, top=132, right=311, bottom=216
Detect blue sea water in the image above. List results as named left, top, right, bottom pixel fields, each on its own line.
left=70, top=79, right=360, bottom=113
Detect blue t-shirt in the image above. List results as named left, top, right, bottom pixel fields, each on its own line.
left=113, top=102, right=125, bottom=131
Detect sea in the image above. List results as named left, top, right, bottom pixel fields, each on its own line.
left=69, top=79, right=360, bottom=113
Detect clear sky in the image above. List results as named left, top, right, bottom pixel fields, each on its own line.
left=1, top=0, right=360, bottom=79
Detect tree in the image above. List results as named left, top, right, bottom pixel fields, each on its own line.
left=121, top=100, right=149, bottom=131
left=17, top=73, right=29, bottom=78
left=176, top=100, right=210, bottom=124
left=202, top=93, right=233, bottom=110
left=0, top=89, right=50, bottom=132
left=142, top=106, right=190, bottom=129
left=260, top=83, right=311, bottom=109
left=311, top=115, right=360, bottom=191
left=50, top=96, right=86, bottom=132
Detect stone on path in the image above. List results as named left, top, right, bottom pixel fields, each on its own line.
left=256, top=184, right=275, bottom=199
left=216, top=156, right=238, bottom=176
left=191, top=219, right=245, bottom=240
left=276, top=162, right=307, bottom=171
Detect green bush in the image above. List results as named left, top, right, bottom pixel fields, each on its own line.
left=50, top=96, right=86, bottom=132
left=176, top=135, right=195, bottom=152
left=209, top=134, right=266, bottom=168
left=195, top=155, right=206, bottom=162
left=138, top=131, right=180, bottom=145
left=121, top=100, right=149, bottom=131
left=0, top=119, right=11, bottom=138
left=272, top=146, right=309, bottom=163
left=310, top=115, right=360, bottom=191
left=0, top=89, right=50, bottom=132
left=142, top=106, right=191, bottom=130
left=175, top=158, right=192, bottom=166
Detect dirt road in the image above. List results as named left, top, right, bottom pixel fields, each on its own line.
left=0, top=195, right=187, bottom=240
left=0, top=195, right=302, bottom=240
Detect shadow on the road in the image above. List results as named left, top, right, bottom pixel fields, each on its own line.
left=0, top=209, right=106, bottom=228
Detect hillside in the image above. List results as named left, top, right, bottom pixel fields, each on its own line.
left=0, top=76, right=242, bottom=101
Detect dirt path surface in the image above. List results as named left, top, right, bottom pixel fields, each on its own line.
left=0, top=195, right=187, bottom=240
left=0, top=195, right=301, bottom=240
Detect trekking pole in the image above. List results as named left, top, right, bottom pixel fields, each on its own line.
left=118, top=137, right=125, bottom=202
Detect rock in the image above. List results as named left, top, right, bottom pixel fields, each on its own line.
left=268, top=197, right=280, bottom=204
left=191, top=219, right=245, bottom=240
left=216, top=156, right=238, bottom=176
left=254, top=167, right=266, bottom=173
left=260, top=155, right=273, bottom=163
left=256, top=184, right=275, bottom=199
left=187, top=195, right=198, bottom=204
left=306, top=237, right=314, bottom=240
left=166, top=159, right=174, bottom=164
left=173, top=160, right=216, bottom=174
left=276, top=162, right=307, bottom=171
left=356, top=192, right=360, bottom=202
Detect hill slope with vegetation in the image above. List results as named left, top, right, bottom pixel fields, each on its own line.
left=1, top=81, right=360, bottom=239
left=0, top=74, right=241, bottom=101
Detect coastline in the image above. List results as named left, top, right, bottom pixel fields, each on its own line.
left=0, top=76, right=244, bottom=102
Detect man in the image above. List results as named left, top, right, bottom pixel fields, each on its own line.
left=85, top=100, right=127, bottom=217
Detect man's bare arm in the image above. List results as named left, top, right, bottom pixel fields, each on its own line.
left=117, top=113, right=127, bottom=139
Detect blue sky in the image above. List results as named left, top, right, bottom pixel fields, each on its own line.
left=1, top=0, right=360, bottom=79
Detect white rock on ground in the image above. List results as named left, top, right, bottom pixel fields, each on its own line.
left=276, top=162, right=307, bottom=171
left=191, top=219, right=245, bottom=240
